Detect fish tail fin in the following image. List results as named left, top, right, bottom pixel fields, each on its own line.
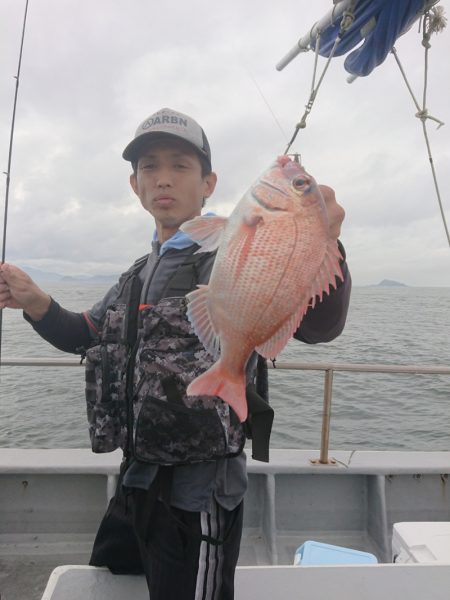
left=187, top=362, right=248, bottom=422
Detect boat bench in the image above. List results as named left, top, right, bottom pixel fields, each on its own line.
left=41, top=564, right=450, bottom=600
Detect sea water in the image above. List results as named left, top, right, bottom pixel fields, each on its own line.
left=1, top=283, right=449, bottom=451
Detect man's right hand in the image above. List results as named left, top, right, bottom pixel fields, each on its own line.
left=0, top=263, right=51, bottom=321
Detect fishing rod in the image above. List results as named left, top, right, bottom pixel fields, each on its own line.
left=0, top=0, right=30, bottom=366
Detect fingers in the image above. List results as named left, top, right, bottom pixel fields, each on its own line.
left=318, top=184, right=345, bottom=240
left=0, top=263, right=35, bottom=310
left=0, top=263, right=26, bottom=290
left=0, top=277, right=15, bottom=309
left=0, top=264, right=51, bottom=318
left=0, top=264, right=18, bottom=309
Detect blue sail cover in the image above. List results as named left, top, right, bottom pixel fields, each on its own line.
left=312, top=0, right=429, bottom=76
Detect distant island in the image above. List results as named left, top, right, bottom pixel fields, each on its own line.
left=19, top=266, right=120, bottom=284
left=376, top=279, right=407, bottom=287
left=14, top=266, right=410, bottom=288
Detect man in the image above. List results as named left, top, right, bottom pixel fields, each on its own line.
left=0, top=107, right=351, bottom=599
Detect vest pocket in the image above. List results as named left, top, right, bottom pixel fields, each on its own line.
left=85, top=343, right=127, bottom=453
left=133, top=395, right=228, bottom=465
left=132, top=312, right=246, bottom=465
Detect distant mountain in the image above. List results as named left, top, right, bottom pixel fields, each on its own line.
left=59, top=274, right=120, bottom=283
left=19, top=265, right=119, bottom=284
left=20, top=266, right=64, bottom=283
left=376, top=279, right=407, bottom=287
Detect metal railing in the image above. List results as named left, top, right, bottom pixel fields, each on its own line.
left=267, top=361, right=450, bottom=464
left=3, top=357, right=450, bottom=465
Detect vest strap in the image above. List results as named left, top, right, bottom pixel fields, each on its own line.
left=122, top=270, right=146, bottom=459
left=123, top=275, right=144, bottom=346
left=163, top=250, right=216, bottom=298
left=161, top=376, right=184, bottom=406
left=245, top=383, right=274, bottom=463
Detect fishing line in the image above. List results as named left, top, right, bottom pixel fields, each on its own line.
left=0, top=0, right=30, bottom=366
left=241, top=61, right=288, bottom=144
left=284, top=2, right=356, bottom=155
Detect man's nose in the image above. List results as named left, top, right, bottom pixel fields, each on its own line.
left=156, top=168, right=173, bottom=187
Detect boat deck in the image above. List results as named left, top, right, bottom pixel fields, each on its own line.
left=0, top=530, right=381, bottom=600
left=1, top=448, right=449, bottom=600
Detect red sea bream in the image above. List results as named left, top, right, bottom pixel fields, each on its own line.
left=181, top=156, right=343, bottom=422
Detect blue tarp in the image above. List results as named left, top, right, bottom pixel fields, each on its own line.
left=312, top=0, right=429, bottom=76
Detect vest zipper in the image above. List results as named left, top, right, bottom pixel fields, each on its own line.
left=125, top=335, right=140, bottom=458
left=125, top=255, right=162, bottom=458
left=141, top=255, right=162, bottom=302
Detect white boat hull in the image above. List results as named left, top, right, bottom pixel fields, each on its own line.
left=1, top=448, right=449, bottom=599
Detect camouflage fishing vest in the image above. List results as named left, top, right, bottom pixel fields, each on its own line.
left=84, top=251, right=247, bottom=465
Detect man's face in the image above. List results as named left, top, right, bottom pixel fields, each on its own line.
left=130, top=139, right=217, bottom=239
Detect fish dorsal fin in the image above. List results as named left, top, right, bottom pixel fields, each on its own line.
left=185, top=284, right=221, bottom=359
left=308, top=240, right=343, bottom=308
left=180, top=215, right=228, bottom=252
left=255, top=301, right=309, bottom=359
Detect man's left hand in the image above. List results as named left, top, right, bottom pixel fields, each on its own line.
left=319, top=185, right=345, bottom=240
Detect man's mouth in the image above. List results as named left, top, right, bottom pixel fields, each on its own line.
left=154, top=196, right=175, bottom=207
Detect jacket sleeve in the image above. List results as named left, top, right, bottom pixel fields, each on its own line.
left=23, top=298, right=93, bottom=354
left=293, top=240, right=352, bottom=344
left=22, top=257, right=148, bottom=354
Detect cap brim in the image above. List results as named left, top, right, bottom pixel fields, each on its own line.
left=122, top=131, right=210, bottom=166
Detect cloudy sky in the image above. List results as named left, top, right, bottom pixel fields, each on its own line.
left=1, top=0, right=449, bottom=286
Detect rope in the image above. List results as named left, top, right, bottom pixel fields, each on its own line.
left=391, top=5, right=449, bottom=248
left=284, top=2, right=357, bottom=154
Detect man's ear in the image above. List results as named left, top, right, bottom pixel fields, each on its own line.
left=203, top=171, right=217, bottom=199
left=130, top=172, right=138, bottom=195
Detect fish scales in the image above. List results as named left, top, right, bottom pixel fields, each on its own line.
left=214, top=216, right=314, bottom=339
left=180, top=156, right=343, bottom=422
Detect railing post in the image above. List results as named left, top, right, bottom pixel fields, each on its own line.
left=311, top=368, right=336, bottom=465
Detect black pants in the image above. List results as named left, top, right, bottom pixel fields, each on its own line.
left=90, top=467, right=243, bottom=600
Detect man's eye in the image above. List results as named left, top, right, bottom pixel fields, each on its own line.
left=141, top=163, right=155, bottom=170
left=175, top=163, right=188, bottom=169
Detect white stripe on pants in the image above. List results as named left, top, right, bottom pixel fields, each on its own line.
left=195, top=499, right=226, bottom=600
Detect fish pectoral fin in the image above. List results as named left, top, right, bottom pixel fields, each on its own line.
left=308, top=239, right=344, bottom=307
left=243, top=205, right=264, bottom=227
left=256, top=302, right=309, bottom=359
left=186, top=285, right=221, bottom=358
left=180, top=215, right=228, bottom=252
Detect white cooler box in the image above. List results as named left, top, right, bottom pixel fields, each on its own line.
left=392, top=522, right=450, bottom=563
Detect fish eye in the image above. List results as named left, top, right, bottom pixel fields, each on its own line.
left=292, top=176, right=308, bottom=190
